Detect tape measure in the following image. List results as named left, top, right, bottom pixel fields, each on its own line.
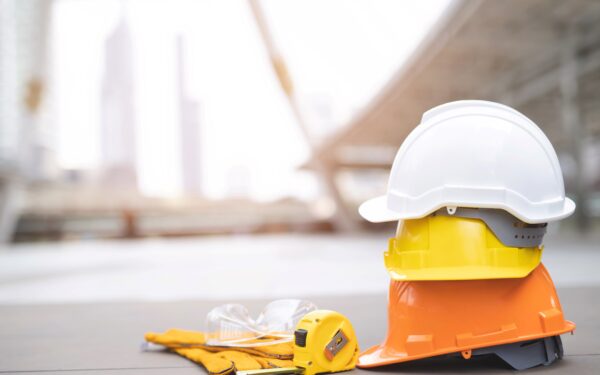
left=238, top=310, right=359, bottom=375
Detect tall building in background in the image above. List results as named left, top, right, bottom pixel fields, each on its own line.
left=0, top=0, right=54, bottom=242
left=176, top=35, right=202, bottom=197
left=100, top=13, right=137, bottom=189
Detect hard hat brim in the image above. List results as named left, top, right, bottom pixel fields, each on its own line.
left=359, top=195, right=577, bottom=224
left=358, top=195, right=402, bottom=223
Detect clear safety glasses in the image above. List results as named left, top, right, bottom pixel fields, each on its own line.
left=206, top=299, right=317, bottom=347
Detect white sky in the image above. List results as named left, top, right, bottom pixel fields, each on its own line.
left=51, top=0, right=450, bottom=200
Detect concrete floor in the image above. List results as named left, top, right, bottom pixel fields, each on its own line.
left=1, top=290, right=598, bottom=374
left=0, top=232, right=599, bottom=374
left=0, top=232, right=599, bottom=304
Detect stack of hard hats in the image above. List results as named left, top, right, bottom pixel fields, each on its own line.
left=356, top=100, right=576, bottom=370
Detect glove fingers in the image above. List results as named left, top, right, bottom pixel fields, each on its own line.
left=147, top=330, right=294, bottom=373
left=231, top=339, right=294, bottom=358
left=254, top=357, right=295, bottom=368
left=218, top=350, right=264, bottom=371
left=144, top=329, right=293, bottom=359
left=175, top=348, right=235, bottom=375
left=146, top=329, right=207, bottom=348
left=200, top=344, right=293, bottom=360
left=236, top=343, right=294, bottom=359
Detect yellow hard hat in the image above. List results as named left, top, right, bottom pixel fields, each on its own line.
left=384, top=208, right=544, bottom=280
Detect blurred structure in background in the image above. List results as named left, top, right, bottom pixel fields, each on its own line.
left=176, top=35, right=203, bottom=198
left=0, top=0, right=56, bottom=243
left=0, top=0, right=599, bottom=243
left=101, top=10, right=138, bottom=190
left=309, top=0, right=600, bottom=232
left=248, top=0, right=358, bottom=232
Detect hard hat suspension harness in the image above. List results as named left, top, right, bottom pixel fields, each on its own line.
left=457, top=335, right=563, bottom=370
left=436, top=207, right=547, bottom=248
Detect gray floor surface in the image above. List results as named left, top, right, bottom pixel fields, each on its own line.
left=1, top=233, right=599, bottom=304
left=1, top=287, right=598, bottom=374
left=1, top=233, right=598, bottom=374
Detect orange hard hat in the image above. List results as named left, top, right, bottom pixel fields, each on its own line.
left=358, top=263, right=574, bottom=368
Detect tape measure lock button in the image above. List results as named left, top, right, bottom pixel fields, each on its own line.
left=295, top=329, right=308, bottom=347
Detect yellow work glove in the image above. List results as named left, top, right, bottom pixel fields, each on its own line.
left=144, top=329, right=294, bottom=375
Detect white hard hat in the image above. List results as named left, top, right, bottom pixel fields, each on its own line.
left=359, top=100, right=575, bottom=224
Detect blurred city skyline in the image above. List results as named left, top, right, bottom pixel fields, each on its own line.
left=4, top=0, right=598, bottom=243
left=51, top=0, right=450, bottom=200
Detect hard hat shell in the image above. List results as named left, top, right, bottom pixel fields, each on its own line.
left=357, top=263, right=575, bottom=368
left=385, top=212, right=542, bottom=280
left=359, top=100, right=575, bottom=224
